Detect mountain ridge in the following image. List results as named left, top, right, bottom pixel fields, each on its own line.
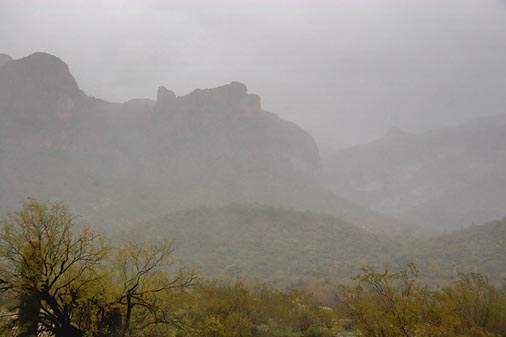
left=0, top=51, right=407, bottom=234
left=322, top=116, right=506, bottom=230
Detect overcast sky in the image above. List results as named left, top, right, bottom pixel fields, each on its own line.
left=1, top=0, right=506, bottom=149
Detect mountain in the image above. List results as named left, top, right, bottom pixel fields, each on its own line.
left=122, top=205, right=394, bottom=285
left=0, top=52, right=404, bottom=232
left=398, top=217, right=506, bottom=283
left=321, top=116, right=506, bottom=231
left=0, top=54, right=12, bottom=68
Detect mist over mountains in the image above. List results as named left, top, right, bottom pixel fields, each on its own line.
left=0, top=52, right=403, bottom=232
left=322, top=115, right=506, bottom=231
left=1, top=52, right=505, bottom=234
left=1, top=51, right=505, bottom=284
left=2, top=2, right=506, bottom=334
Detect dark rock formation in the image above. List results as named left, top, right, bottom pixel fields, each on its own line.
left=156, top=85, right=176, bottom=107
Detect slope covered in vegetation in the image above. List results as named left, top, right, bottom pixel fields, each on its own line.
left=399, top=217, right=506, bottom=282
left=126, top=205, right=394, bottom=286
left=1, top=199, right=505, bottom=337
left=127, top=205, right=506, bottom=285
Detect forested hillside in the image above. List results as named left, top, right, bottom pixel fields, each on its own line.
left=124, top=205, right=394, bottom=285
left=125, top=205, right=506, bottom=285
left=399, top=217, right=506, bottom=282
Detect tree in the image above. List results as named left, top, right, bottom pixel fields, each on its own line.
left=342, top=264, right=430, bottom=337
left=439, top=273, right=506, bottom=336
left=342, top=265, right=506, bottom=337
left=0, top=198, right=108, bottom=337
left=110, top=240, right=196, bottom=337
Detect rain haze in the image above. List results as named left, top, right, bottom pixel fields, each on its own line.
left=2, top=0, right=506, bottom=149
left=3, top=1, right=506, bottom=335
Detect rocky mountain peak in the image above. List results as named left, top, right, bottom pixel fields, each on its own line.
left=385, top=126, right=408, bottom=138
left=193, top=81, right=260, bottom=114
left=0, top=52, right=83, bottom=100
left=157, top=86, right=177, bottom=105
left=214, top=81, right=248, bottom=96
left=155, top=81, right=262, bottom=116
left=0, top=53, right=12, bottom=68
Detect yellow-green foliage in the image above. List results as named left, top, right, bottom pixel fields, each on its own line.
left=1, top=199, right=506, bottom=337
left=342, top=265, right=506, bottom=337
left=178, top=280, right=337, bottom=337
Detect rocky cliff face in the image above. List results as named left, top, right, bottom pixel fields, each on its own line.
left=0, top=52, right=326, bottom=226
left=0, top=53, right=88, bottom=149
left=0, top=53, right=319, bottom=170
left=154, top=81, right=320, bottom=176
left=0, top=54, right=12, bottom=68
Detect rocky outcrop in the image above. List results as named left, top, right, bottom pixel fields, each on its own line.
left=0, top=53, right=12, bottom=68
left=153, top=81, right=320, bottom=175
left=156, top=86, right=176, bottom=107
left=0, top=52, right=83, bottom=103
left=0, top=53, right=85, bottom=143
left=171, top=82, right=261, bottom=116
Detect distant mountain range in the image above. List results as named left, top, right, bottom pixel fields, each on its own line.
left=0, top=52, right=404, bottom=232
left=322, top=116, right=506, bottom=231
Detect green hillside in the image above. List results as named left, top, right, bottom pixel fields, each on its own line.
left=398, top=217, right=506, bottom=282
left=124, top=205, right=394, bottom=286
left=125, top=206, right=506, bottom=285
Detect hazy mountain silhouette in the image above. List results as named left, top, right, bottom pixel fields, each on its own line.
left=0, top=52, right=405, bottom=232
left=322, top=115, right=506, bottom=231
left=0, top=54, right=12, bottom=69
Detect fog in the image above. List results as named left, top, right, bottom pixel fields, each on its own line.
left=2, top=0, right=506, bottom=148
left=2, top=2, right=506, bottom=327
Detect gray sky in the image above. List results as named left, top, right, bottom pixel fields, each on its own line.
left=2, top=0, right=506, bottom=148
